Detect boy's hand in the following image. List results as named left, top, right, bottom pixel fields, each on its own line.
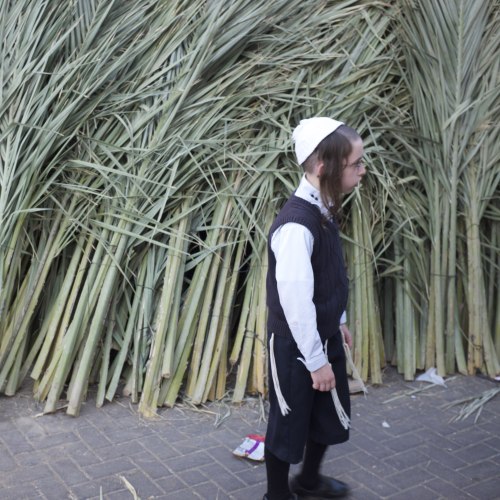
left=311, top=363, right=336, bottom=391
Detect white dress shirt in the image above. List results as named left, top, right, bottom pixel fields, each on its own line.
left=271, top=175, right=347, bottom=372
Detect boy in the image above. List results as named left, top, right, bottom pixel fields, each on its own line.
left=264, top=117, right=366, bottom=499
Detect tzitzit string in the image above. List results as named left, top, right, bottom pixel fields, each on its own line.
left=341, top=330, right=368, bottom=395
left=269, top=333, right=291, bottom=416
left=270, top=332, right=362, bottom=425
left=323, top=338, right=350, bottom=430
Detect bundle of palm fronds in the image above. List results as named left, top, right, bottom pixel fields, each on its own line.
left=1, top=0, right=498, bottom=417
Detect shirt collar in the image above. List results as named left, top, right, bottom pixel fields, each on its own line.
left=295, top=175, right=329, bottom=216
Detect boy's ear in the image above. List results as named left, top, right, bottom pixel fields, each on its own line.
left=315, top=161, right=324, bottom=177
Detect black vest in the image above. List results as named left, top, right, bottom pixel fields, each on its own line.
left=266, top=195, right=349, bottom=343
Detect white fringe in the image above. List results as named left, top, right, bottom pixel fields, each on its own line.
left=295, top=338, right=351, bottom=430
left=331, top=386, right=351, bottom=430
left=324, top=339, right=351, bottom=430
left=341, top=331, right=368, bottom=395
left=270, top=333, right=291, bottom=416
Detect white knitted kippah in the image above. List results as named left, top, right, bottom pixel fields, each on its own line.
left=292, top=117, right=344, bottom=165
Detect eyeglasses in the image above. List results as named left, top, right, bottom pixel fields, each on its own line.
left=345, top=158, right=365, bottom=170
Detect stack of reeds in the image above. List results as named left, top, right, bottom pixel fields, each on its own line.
left=0, top=0, right=498, bottom=416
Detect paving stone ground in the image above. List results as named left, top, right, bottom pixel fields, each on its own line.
left=1, top=367, right=499, bottom=499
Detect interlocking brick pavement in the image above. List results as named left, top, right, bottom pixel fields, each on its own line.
left=0, top=367, right=498, bottom=499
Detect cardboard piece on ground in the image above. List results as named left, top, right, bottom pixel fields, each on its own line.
left=233, top=434, right=265, bottom=461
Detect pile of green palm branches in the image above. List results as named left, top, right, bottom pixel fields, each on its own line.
left=1, top=0, right=498, bottom=417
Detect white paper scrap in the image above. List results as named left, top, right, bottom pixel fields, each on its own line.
left=416, top=367, right=446, bottom=386
left=233, top=434, right=265, bottom=461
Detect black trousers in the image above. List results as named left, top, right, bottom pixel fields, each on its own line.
left=265, top=330, right=350, bottom=464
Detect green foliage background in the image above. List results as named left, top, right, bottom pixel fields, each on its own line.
left=0, top=0, right=498, bottom=416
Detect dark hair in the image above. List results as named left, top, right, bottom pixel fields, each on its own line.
left=302, top=124, right=360, bottom=219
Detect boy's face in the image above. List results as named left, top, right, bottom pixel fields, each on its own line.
left=340, top=138, right=365, bottom=193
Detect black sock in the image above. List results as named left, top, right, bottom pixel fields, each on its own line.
left=298, top=437, right=328, bottom=489
left=265, top=446, right=291, bottom=500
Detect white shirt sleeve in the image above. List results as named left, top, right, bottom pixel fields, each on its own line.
left=271, top=223, right=329, bottom=372
left=340, top=311, right=347, bottom=325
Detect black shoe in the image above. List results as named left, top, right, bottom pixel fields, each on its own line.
left=290, top=474, right=349, bottom=498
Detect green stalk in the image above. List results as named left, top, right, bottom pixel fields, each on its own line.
left=105, top=257, right=147, bottom=402
left=429, top=189, right=446, bottom=375
left=184, top=238, right=224, bottom=399
left=202, top=237, right=245, bottom=401
left=403, top=236, right=415, bottom=381
left=349, top=201, right=365, bottom=378
left=132, top=241, right=174, bottom=410
left=214, top=318, right=229, bottom=400
left=434, top=220, right=446, bottom=375
left=0, top=270, right=29, bottom=355
left=0, top=214, right=28, bottom=333
left=439, top=193, right=451, bottom=370
left=394, top=233, right=404, bottom=374
left=192, top=240, right=236, bottom=403
left=358, top=211, right=370, bottom=382
left=4, top=328, right=29, bottom=395
left=229, top=263, right=255, bottom=366
left=383, top=278, right=395, bottom=364
left=24, top=235, right=85, bottom=382
left=486, top=222, right=496, bottom=330
left=253, top=242, right=268, bottom=395
left=161, top=210, right=190, bottom=378
left=43, top=226, right=110, bottom=413
left=185, top=200, right=228, bottom=398
left=466, top=203, right=499, bottom=376
left=96, top=297, right=116, bottom=407
left=0, top=207, right=65, bottom=391
left=157, top=261, right=212, bottom=409
left=128, top=259, right=154, bottom=406
left=67, top=218, right=132, bottom=416
left=454, top=233, right=468, bottom=375
left=151, top=200, right=227, bottom=411
left=362, top=197, right=383, bottom=383
left=33, top=233, right=95, bottom=401
left=495, top=227, right=500, bottom=359
left=232, top=254, right=259, bottom=403
left=191, top=174, right=244, bottom=402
